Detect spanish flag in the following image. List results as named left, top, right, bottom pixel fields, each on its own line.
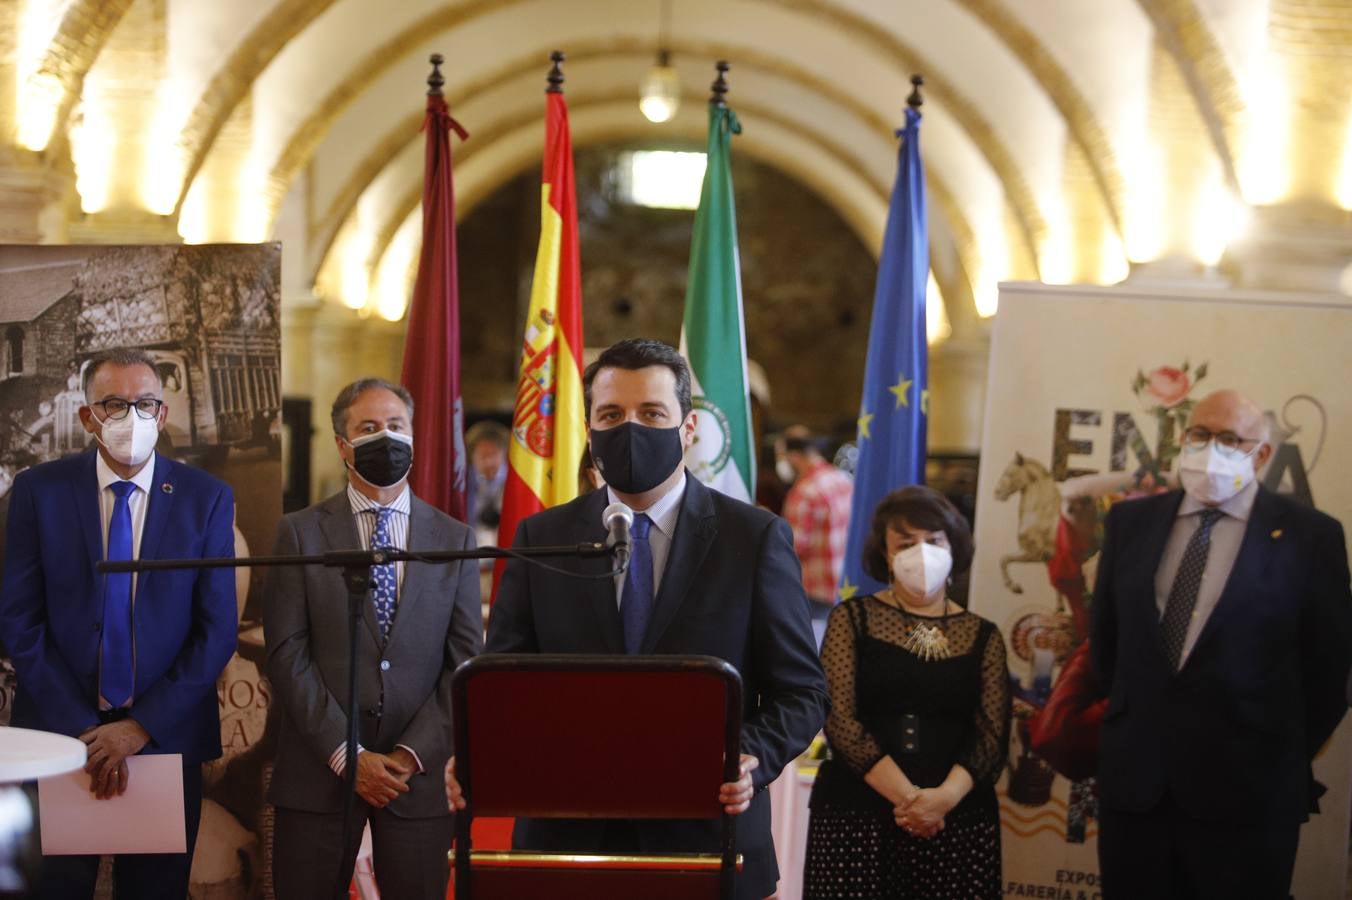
left=493, top=54, right=585, bottom=596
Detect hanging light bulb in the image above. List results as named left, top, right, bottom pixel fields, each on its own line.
left=640, top=50, right=680, bottom=123
left=639, top=0, right=679, bottom=123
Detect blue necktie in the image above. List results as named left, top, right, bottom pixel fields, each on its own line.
left=101, top=481, right=136, bottom=708
left=1160, top=508, right=1225, bottom=670
left=622, top=513, right=654, bottom=654
left=371, top=507, right=398, bottom=640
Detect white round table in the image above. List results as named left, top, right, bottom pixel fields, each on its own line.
left=0, top=727, right=86, bottom=783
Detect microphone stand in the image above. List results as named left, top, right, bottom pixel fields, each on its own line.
left=100, top=541, right=611, bottom=899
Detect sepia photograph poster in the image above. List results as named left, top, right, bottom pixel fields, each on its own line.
left=0, top=243, right=282, bottom=897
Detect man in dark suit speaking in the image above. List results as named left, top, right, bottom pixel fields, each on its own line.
left=1091, top=388, right=1352, bottom=899
left=448, top=338, right=828, bottom=900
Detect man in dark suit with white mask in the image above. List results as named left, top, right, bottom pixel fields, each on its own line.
left=1092, top=388, right=1352, bottom=899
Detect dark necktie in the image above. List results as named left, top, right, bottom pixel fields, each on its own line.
left=370, top=506, right=397, bottom=640
left=101, top=481, right=136, bottom=707
left=621, top=513, right=654, bottom=654
left=1160, top=508, right=1225, bottom=669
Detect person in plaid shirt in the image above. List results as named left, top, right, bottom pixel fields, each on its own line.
left=780, top=428, right=854, bottom=646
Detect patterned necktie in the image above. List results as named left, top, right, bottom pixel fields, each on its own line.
left=370, top=506, right=397, bottom=640
left=101, top=481, right=136, bottom=707
left=621, top=513, right=654, bottom=654
left=1160, top=507, right=1225, bottom=670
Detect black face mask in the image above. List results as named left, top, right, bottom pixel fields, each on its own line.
left=589, top=422, right=684, bottom=494
left=346, top=430, right=414, bottom=488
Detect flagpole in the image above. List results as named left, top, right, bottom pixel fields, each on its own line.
left=428, top=51, right=445, bottom=96
left=710, top=59, right=729, bottom=106
left=547, top=49, right=564, bottom=93
left=908, top=73, right=924, bottom=109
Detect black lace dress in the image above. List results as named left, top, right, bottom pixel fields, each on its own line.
left=803, top=595, right=1011, bottom=899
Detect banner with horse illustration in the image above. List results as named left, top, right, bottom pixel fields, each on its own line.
left=970, top=281, right=1352, bottom=900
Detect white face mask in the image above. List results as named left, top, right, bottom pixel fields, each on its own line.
left=775, top=458, right=795, bottom=483
left=94, top=410, right=159, bottom=467
left=891, top=542, right=953, bottom=601
left=1178, top=444, right=1255, bottom=505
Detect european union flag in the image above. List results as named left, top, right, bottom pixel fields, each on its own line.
left=838, top=101, right=928, bottom=602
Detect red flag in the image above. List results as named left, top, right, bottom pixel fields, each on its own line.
left=493, top=61, right=586, bottom=597
left=401, top=57, right=469, bottom=521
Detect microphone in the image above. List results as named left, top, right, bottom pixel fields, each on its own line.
left=602, top=501, right=634, bottom=571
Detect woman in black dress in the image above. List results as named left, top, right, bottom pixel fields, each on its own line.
left=803, top=485, right=1010, bottom=899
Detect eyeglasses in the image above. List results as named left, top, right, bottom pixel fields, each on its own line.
left=1181, top=426, right=1262, bottom=459
left=90, top=397, right=164, bottom=420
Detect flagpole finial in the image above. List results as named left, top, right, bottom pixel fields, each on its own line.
left=427, top=54, right=445, bottom=97
left=907, top=74, right=924, bottom=110
left=547, top=50, right=565, bottom=94
left=709, top=60, right=730, bottom=107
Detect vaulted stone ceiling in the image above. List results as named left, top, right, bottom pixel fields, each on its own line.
left=3, top=1, right=1351, bottom=419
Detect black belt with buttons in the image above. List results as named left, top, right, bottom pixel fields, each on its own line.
left=900, top=713, right=919, bottom=753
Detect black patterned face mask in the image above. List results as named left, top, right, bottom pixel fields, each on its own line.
left=589, top=422, right=684, bottom=494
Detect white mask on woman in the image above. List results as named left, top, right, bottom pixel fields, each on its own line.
left=891, top=542, right=953, bottom=600
left=94, top=411, right=159, bottom=467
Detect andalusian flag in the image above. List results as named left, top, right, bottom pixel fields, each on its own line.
left=679, top=73, right=755, bottom=503
left=494, top=63, right=585, bottom=593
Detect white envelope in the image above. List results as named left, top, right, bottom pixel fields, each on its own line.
left=37, top=754, right=186, bottom=855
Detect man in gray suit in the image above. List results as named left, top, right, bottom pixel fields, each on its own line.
left=264, top=377, right=482, bottom=899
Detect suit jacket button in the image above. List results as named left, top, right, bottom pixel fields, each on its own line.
left=380, top=659, right=390, bottom=672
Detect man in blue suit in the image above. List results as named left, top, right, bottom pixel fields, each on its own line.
left=1091, top=388, right=1352, bottom=899
left=0, top=348, right=237, bottom=899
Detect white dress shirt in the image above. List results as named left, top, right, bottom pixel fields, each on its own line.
left=1153, top=479, right=1258, bottom=665
left=96, top=450, right=156, bottom=563
left=329, top=481, right=422, bottom=777
left=346, top=482, right=411, bottom=592
left=612, top=472, right=687, bottom=609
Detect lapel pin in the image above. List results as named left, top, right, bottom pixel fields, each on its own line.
left=161, top=482, right=174, bottom=494
left=1270, top=528, right=1282, bottom=540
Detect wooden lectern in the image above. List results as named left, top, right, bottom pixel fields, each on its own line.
left=449, top=654, right=743, bottom=899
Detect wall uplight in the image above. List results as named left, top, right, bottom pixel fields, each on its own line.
left=925, top=272, right=951, bottom=346
left=1336, top=109, right=1352, bottom=211
left=15, top=0, right=65, bottom=151
left=1237, top=54, right=1290, bottom=206
left=1191, top=172, right=1249, bottom=268
left=375, top=218, right=419, bottom=322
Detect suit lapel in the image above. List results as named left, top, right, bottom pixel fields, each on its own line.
left=319, top=493, right=383, bottom=647
left=385, top=498, right=434, bottom=649
left=1129, top=491, right=1185, bottom=669
left=1184, top=488, right=1284, bottom=665
left=73, top=451, right=103, bottom=581
left=136, top=455, right=176, bottom=599
left=578, top=491, right=625, bottom=653
left=642, top=477, right=717, bottom=654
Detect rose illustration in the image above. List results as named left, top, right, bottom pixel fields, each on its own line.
left=1144, top=366, right=1190, bottom=408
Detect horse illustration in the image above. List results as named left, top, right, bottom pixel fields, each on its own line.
left=992, top=453, right=1060, bottom=594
